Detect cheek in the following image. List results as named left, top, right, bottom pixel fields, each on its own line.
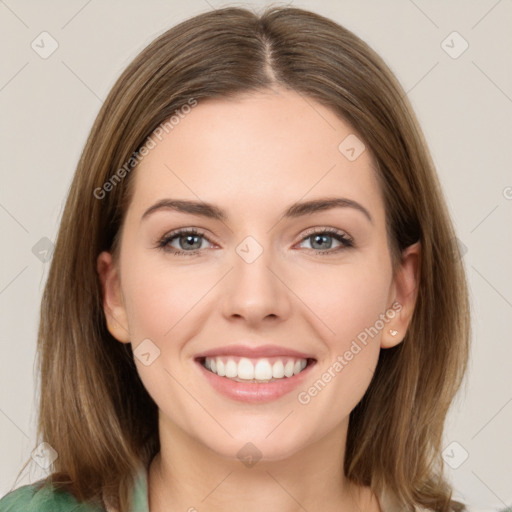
left=121, top=255, right=212, bottom=340
left=297, top=258, right=392, bottom=410
left=299, top=258, right=392, bottom=349
left=295, top=269, right=389, bottom=420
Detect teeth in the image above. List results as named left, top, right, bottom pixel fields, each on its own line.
left=254, top=359, right=273, bottom=380
left=284, top=360, right=295, bottom=377
left=225, top=360, right=237, bottom=378
left=272, top=360, right=285, bottom=378
left=202, top=356, right=309, bottom=382
left=238, top=358, right=255, bottom=380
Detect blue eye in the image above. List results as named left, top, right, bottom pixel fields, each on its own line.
left=157, top=228, right=210, bottom=256
left=157, top=227, right=353, bottom=256
left=298, top=228, right=353, bottom=254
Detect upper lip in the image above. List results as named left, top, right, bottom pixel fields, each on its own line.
left=195, top=344, right=316, bottom=360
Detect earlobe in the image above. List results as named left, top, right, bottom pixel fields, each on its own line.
left=381, top=327, right=401, bottom=349
left=381, top=241, right=421, bottom=349
left=96, top=251, right=131, bottom=343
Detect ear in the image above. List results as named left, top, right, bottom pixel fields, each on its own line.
left=97, top=251, right=131, bottom=343
left=381, top=241, right=421, bottom=349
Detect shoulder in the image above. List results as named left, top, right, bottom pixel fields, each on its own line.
left=0, top=482, right=105, bottom=512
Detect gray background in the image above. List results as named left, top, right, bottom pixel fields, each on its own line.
left=1, top=1, right=511, bottom=510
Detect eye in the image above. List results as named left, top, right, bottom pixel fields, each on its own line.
left=297, top=227, right=353, bottom=255
left=157, top=228, right=213, bottom=256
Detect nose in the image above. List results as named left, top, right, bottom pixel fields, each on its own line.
left=221, top=240, right=292, bottom=327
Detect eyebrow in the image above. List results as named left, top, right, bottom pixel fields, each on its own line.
left=141, top=197, right=373, bottom=224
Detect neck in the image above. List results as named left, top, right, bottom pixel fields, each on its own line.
left=148, top=415, right=380, bottom=512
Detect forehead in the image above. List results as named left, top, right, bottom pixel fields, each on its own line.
left=127, top=88, right=384, bottom=223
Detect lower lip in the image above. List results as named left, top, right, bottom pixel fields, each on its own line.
left=195, top=359, right=316, bottom=403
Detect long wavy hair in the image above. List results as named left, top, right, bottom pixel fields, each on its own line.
left=16, top=5, right=470, bottom=511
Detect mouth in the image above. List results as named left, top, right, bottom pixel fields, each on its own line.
left=196, top=355, right=317, bottom=383
left=194, top=355, right=317, bottom=403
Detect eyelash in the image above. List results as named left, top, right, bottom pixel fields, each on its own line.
left=156, top=227, right=354, bottom=257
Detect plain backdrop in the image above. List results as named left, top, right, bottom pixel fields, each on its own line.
left=0, top=1, right=511, bottom=510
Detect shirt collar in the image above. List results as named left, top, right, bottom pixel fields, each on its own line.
left=130, top=464, right=150, bottom=512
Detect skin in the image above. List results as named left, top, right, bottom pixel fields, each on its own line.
left=97, top=87, right=420, bottom=512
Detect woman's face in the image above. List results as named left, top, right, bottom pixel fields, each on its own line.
left=98, top=87, right=419, bottom=462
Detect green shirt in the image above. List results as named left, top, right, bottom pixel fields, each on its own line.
left=0, top=466, right=149, bottom=512
left=0, top=467, right=436, bottom=512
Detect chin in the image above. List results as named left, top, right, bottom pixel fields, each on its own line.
left=199, top=427, right=311, bottom=464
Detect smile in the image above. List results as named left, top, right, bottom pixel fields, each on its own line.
left=201, top=356, right=310, bottom=382
left=195, top=356, right=317, bottom=403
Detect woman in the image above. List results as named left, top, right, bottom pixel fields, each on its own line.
left=0, top=5, right=470, bottom=512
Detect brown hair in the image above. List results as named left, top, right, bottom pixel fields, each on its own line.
left=18, top=5, right=470, bottom=511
